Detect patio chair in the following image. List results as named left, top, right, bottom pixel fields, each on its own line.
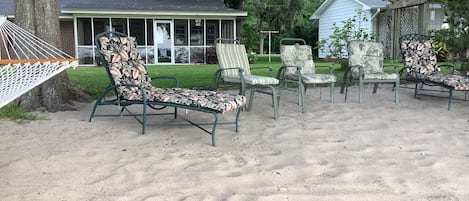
left=89, top=32, right=247, bottom=146
left=342, top=40, right=400, bottom=103
left=399, top=33, right=469, bottom=110
left=279, top=38, right=336, bottom=107
left=213, top=39, right=283, bottom=119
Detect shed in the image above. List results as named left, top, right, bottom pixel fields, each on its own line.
left=311, top=0, right=445, bottom=58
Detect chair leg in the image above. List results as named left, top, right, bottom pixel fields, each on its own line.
left=395, top=79, right=399, bottom=103
left=247, top=87, right=255, bottom=112
left=373, top=83, right=379, bottom=93
left=299, top=83, right=305, bottom=113
left=359, top=80, right=364, bottom=103
left=142, top=101, right=147, bottom=134
left=270, top=86, right=279, bottom=120
left=211, top=113, right=219, bottom=146
left=448, top=89, right=453, bottom=111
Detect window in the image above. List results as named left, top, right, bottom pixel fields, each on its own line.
left=206, top=20, right=219, bottom=45
left=77, top=18, right=92, bottom=45
left=175, top=19, right=188, bottom=45
left=129, top=19, right=146, bottom=45
left=190, top=19, right=204, bottom=45
left=111, top=18, right=127, bottom=34
left=221, top=20, right=234, bottom=39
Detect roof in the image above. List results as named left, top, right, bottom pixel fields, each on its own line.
left=0, top=0, right=247, bottom=17
left=310, top=0, right=390, bottom=19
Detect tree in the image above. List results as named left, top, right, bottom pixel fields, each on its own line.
left=434, top=0, right=469, bottom=70
left=224, top=0, right=244, bottom=9
left=316, top=9, right=375, bottom=69
left=15, top=0, right=89, bottom=112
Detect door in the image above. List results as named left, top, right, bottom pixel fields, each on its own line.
left=154, top=20, right=173, bottom=64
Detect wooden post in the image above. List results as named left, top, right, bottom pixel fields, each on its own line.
left=417, top=2, right=430, bottom=34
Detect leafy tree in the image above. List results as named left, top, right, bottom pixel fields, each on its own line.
left=224, top=0, right=244, bottom=9
left=434, top=0, right=469, bottom=71
left=316, top=9, right=375, bottom=69
left=15, top=0, right=89, bottom=112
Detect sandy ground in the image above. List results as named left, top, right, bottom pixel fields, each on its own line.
left=1, top=85, right=469, bottom=201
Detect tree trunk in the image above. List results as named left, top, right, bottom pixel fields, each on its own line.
left=14, top=0, right=87, bottom=112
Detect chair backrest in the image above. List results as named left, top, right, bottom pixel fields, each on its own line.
left=215, top=40, right=251, bottom=77
left=348, top=40, right=384, bottom=79
left=399, top=34, right=437, bottom=76
left=96, top=32, right=151, bottom=100
left=280, top=38, right=315, bottom=75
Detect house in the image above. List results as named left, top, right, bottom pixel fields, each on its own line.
left=310, top=0, right=445, bottom=58
left=0, top=0, right=247, bottom=65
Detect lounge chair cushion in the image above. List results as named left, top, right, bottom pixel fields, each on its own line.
left=401, top=39, right=469, bottom=91
left=280, top=44, right=316, bottom=75
left=422, top=73, right=469, bottom=91
left=348, top=40, right=389, bottom=79
left=99, top=36, right=246, bottom=113
left=400, top=40, right=437, bottom=76
left=223, top=75, right=279, bottom=85
left=215, top=43, right=252, bottom=77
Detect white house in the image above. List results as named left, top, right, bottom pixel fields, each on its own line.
left=311, top=0, right=446, bottom=58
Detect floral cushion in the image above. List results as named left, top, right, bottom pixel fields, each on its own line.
left=400, top=39, right=469, bottom=91
left=99, top=36, right=246, bottom=113
left=279, top=45, right=297, bottom=75
left=348, top=40, right=385, bottom=79
left=400, top=39, right=437, bottom=76
left=286, top=73, right=336, bottom=84
left=280, top=43, right=336, bottom=84
left=423, top=73, right=469, bottom=91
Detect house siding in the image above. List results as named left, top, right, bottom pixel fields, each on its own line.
left=317, top=0, right=372, bottom=58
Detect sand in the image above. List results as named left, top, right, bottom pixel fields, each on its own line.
left=1, top=85, right=469, bottom=201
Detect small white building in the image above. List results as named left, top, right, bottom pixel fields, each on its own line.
left=311, top=0, right=446, bottom=58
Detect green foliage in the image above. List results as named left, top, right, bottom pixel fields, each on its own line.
left=241, top=0, right=324, bottom=53
left=0, top=106, right=43, bottom=122
left=433, top=0, right=469, bottom=72
left=429, top=29, right=450, bottom=62
left=316, top=9, right=375, bottom=68
left=247, top=50, right=258, bottom=63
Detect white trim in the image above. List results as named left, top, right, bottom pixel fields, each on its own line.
left=62, top=10, right=247, bottom=17
left=311, top=0, right=373, bottom=19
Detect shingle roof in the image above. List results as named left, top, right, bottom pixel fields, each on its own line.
left=358, top=0, right=390, bottom=8
left=0, top=0, right=244, bottom=16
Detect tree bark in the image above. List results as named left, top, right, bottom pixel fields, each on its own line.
left=14, top=0, right=88, bottom=112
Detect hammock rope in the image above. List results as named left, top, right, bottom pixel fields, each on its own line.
left=0, top=16, right=79, bottom=108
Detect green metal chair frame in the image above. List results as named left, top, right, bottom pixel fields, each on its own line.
left=278, top=38, right=336, bottom=109
left=89, top=32, right=246, bottom=146
left=212, top=38, right=282, bottom=119
left=341, top=40, right=400, bottom=103
left=399, top=33, right=469, bottom=110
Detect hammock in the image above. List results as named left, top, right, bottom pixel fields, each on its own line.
left=0, top=16, right=79, bottom=108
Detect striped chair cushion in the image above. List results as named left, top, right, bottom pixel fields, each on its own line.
left=215, top=43, right=251, bottom=77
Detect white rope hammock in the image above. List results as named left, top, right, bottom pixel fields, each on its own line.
left=0, top=16, right=78, bottom=108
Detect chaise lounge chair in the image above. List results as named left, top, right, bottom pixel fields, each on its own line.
left=399, top=33, right=469, bottom=110
left=88, top=32, right=247, bottom=146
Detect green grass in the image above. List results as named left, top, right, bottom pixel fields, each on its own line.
left=66, top=56, right=405, bottom=99
left=0, top=106, right=44, bottom=122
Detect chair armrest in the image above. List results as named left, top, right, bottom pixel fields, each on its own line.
left=151, top=75, right=180, bottom=87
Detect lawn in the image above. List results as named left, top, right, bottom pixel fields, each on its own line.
left=67, top=55, right=404, bottom=99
